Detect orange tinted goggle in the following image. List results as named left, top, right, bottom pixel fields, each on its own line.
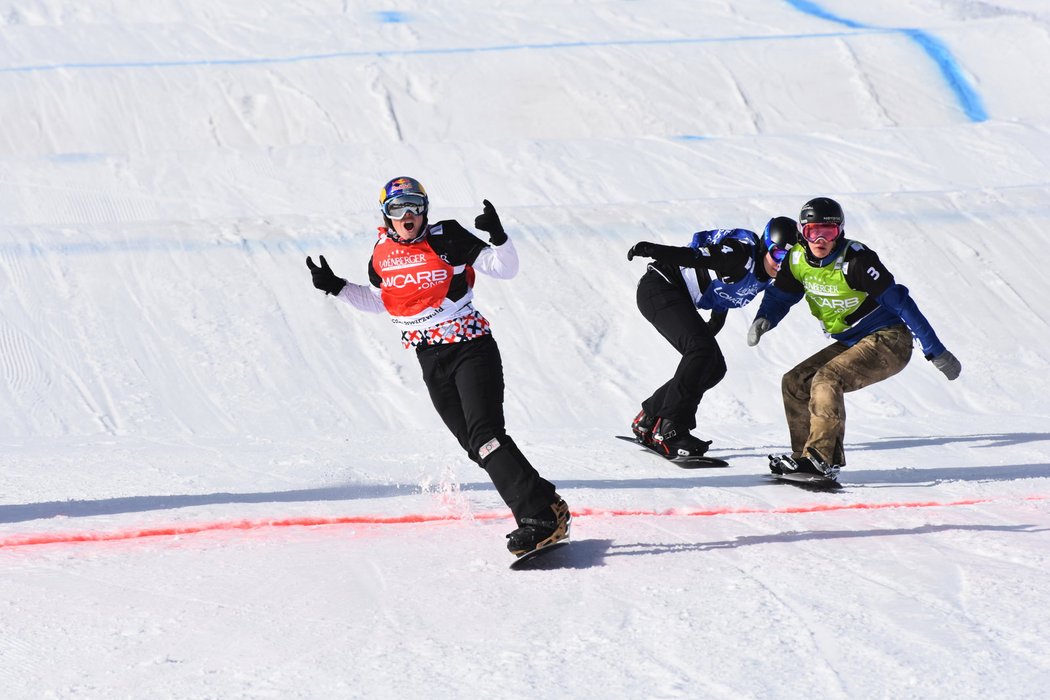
left=801, top=223, right=842, bottom=243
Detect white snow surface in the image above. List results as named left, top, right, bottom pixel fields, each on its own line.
left=2, top=1, right=1050, bottom=697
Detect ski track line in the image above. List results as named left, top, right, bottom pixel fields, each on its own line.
left=0, top=496, right=1045, bottom=551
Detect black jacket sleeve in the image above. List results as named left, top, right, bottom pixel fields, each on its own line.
left=772, top=258, right=805, bottom=296
left=633, top=240, right=748, bottom=271
left=844, top=247, right=896, bottom=297
left=428, top=219, right=488, bottom=266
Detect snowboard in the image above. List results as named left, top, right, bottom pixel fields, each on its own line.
left=615, top=435, right=729, bottom=468
left=510, top=539, right=571, bottom=570
left=766, top=454, right=842, bottom=491
left=767, top=471, right=843, bottom=492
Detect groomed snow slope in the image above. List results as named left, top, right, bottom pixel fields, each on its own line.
left=1, top=1, right=1049, bottom=697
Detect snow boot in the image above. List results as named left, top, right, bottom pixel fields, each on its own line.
left=803, top=447, right=841, bottom=479
left=506, top=497, right=571, bottom=556
left=769, top=450, right=840, bottom=479
left=653, top=419, right=711, bottom=458
left=768, top=454, right=797, bottom=475
left=631, top=410, right=657, bottom=445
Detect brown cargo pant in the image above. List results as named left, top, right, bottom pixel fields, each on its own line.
left=782, top=324, right=913, bottom=466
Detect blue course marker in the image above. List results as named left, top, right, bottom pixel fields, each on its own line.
left=0, top=4, right=986, bottom=123
left=0, top=31, right=888, bottom=75
left=783, top=0, right=867, bottom=29
left=373, top=11, right=409, bottom=24
left=784, top=0, right=987, bottom=122
left=901, top=28, right=988, bottom=123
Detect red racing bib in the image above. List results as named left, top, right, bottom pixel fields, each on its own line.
left=372, top=234, right=456, bottom=317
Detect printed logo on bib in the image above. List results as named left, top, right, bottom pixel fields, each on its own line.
left=378, top=252, right=428, bottom=271
left=804, top=282, right=842, bottom=296
left=812, top=296, right=861, bottom=311
left=373, top=237, right=456, bottom=317
left=712, top=279, right=763, bottom=308
left=383, top=268, right=450, bottom=290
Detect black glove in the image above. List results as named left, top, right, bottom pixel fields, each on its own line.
left=474, top=199, right=507, bottom=245
left=628, top=241, right=656, bottom=261
left=306, top=255, right=347, bottom=296
left=628, top=241, right=699, bottom=267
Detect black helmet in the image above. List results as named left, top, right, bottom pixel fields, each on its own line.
left=799, top=197, right=845, bottom=230
left=763, top=216, right=798, bottom=250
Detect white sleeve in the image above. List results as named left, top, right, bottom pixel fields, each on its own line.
left=335, top=282, right=385, bottom=314
left=471, top=238, right=519, bottom=279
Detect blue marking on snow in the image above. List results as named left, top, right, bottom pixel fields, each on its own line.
left=374, top=11, right=409, bottom=24
left=674, top=135, right=710, bottom=141
left=900, top=28, right=988, bottom=123
left=782, top=0, right=867, bottom=29
left=783, top=0, right=987, bottom=122
left=0, top=30, right=893, bottom=75
left=0, top=5, right=986, bottom=123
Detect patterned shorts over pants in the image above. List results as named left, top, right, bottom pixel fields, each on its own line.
left=782, top=324, right=913, bottom=466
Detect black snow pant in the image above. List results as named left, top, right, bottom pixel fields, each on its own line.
left=416, top=334, right=558, bottom=525
left=636, top=268, right=727, bottom=431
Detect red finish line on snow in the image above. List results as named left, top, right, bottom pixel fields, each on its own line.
left=1, top=496, right=1045, bottom=550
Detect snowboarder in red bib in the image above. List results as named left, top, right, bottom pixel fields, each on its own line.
left=306, top=177, right=568, bottom=556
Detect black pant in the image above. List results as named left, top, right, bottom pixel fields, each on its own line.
left=636, top=268, right=727, bottom=430
left=416, top=334, right=557, bottom=524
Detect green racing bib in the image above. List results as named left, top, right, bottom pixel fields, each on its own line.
left=787, top=240, right=868, bottom=335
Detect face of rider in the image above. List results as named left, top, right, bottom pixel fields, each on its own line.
left=391, top=209, right=425, bottom=243
left=763, top=251, right=782, bottom=277
left=806, top=235, right=837, bottom=259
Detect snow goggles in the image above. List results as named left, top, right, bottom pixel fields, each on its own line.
left=382, top=194, right=428, bottom=220
left=801, top=222, right=842, bottom=244
left=768, top=245, right=789, bottom=265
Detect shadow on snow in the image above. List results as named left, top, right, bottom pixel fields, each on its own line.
left=505, top=523, right=1049, bottom=570
left=605, top=523, right=1049, bottom=557
left=3, top=433, right=1047, bottom=523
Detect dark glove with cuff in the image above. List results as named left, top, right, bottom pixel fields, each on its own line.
left=306, top=255, right=347, bottom=296
left=628, top=241, right=700, bottom=266
left=474, top=199, right=507, bottom=245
